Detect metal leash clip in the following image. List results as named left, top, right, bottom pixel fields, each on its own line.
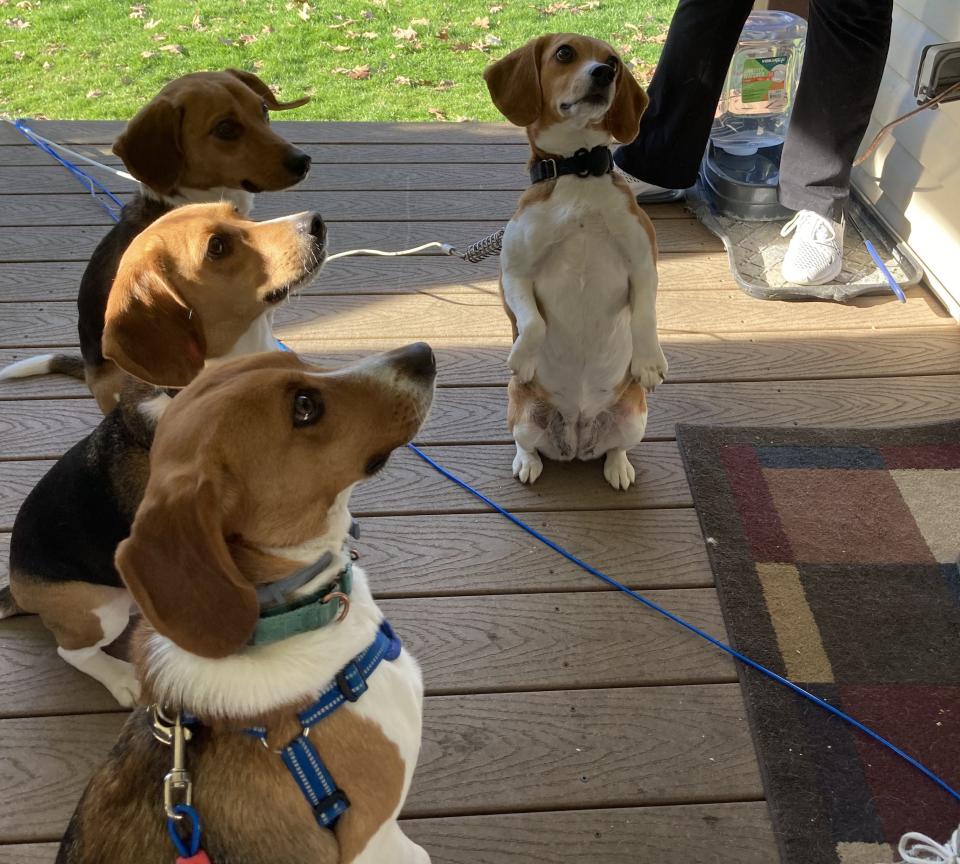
left=151, top=705, right=194, bottom=819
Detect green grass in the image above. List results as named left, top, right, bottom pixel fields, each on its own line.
left=0, top=0, right=676, bottom=121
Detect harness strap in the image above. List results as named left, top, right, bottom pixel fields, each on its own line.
left=529, top=145, right=613, bottom=184
left=245, top=620, right=402, bottom=828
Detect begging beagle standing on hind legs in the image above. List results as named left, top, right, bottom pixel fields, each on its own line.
left=484, top=34, right=668, bottom=490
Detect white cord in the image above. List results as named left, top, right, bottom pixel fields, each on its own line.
left=897, top=825, right=960, bottom=864
left=326, top=242, right=456, bottom=261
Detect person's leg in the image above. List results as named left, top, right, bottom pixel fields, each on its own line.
left=778, top=0, right=894, bottom=217
left=615, top=0, right=755, bottom=189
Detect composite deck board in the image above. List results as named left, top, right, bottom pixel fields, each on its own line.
left=0, top=802, right=781, bottom=864
left=3, top=327, right=960, bottom=400
left=0, top=684, right=762, bottom=842
left=0, top=442, right=693, bottom=531
left=0, top=142, right=535, bottom=167
left=4, top=374, right=960, bottom=457
left=0, top=219, right=722, bottom=259
left=0, top=289, right=949, bottom=351
left=2, top=119, right=957, bottom=861
left=0, top=589, right=734, bottom=717
left=1, top=508, right=714, bottom=599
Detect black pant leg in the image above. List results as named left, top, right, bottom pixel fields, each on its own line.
left=614, top=0, right=754, bottom=188
left=778, top=0, right=894, bottom=217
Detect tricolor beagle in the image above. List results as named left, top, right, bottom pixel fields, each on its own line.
left=1, top=203, right=326, bottom=705
left=56, top=347, right=436, bottom=864
left=0, top=69, right=312, bottom=412
left=484, top=34, right=668, bottom=490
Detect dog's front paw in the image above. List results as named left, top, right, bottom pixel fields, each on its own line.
left=631, top=345, right=668, bottom=391
left=604, top=449, right=636, bottom=490
left=508, top=344, right=539, bottom=383
left=513, top=447, right=543, bottom=484
left=107, top=671, right=141, bottom=708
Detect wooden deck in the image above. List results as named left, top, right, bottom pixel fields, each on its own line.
left=0, top=119, right=958, bottom=863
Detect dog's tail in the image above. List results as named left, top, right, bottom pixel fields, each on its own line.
left=0, top=353, right=85, bottom=382
left=0, top=584, right=22, bottom=619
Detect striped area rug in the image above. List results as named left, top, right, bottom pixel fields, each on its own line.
left=677, top=421, right=960, bottom=864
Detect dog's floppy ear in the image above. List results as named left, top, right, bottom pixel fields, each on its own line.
left=606, top=63, right=649, bottom=144
left=117, top=474, right=259, bottom=659
left=226, top=69, right=310, bottom=111
left=113, top=97, right=185, bottom=195
left=102, top=258, right=206, bottom=389
left=484, top=36, right=550, bottom=127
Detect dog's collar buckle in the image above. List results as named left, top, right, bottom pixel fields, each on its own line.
left=529, top=145, right=613, bottom=185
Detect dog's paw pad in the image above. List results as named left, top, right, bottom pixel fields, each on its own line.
left=108, top=675, right=141, bottom=708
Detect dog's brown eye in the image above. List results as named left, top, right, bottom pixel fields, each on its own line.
left=555, top=45, right=574, bottom=63
left=293, top=390, right=323, bottom=427
left=207, top=235, right=228, bottom=259
left=213, top=119, right=242, bottom=140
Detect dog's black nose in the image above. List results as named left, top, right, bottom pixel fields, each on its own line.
left=591, top=63, right=616, bottom=87
left=285, top=149, right=311, bottom=179
left=308, top=212, right=326, bottom=243
left=393, top=342, right=436, bottom=380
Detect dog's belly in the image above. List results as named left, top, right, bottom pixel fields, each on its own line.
left=533, top=229, right=632, bottom=419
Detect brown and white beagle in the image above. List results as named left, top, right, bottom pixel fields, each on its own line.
left=484, top=34, right=668, bottom=490
left=0, top=69, right=312, bottom=412
left=57, top=348, right=436, bottom=864
left=1, top=203, right=325, bottom=705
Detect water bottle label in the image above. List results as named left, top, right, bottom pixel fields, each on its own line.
left=741, top=54, right=790, bottom=106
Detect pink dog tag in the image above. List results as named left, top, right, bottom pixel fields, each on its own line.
left=176, top=853, right=212, bottom=864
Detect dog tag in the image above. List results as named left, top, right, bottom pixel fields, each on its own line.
left=176, top=853, right=212, bottom=864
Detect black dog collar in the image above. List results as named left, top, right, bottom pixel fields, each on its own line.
left=529, top=145, right=613, bottom=184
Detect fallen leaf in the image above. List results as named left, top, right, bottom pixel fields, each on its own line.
left=16, top=0, right=31, bottom=8
left=261, top=24, right=273, bottom=34
left=238, top=33, right=257, bottom=44
left=361, top=9, right=374, bottom=18
left=472, top=15, right=489, bottom=28
left=434, top=79, right=455, bottom=90
left=86, top=89, right=102, bottom=99
left=361, top=30, right=377, bottom=38
left=159, top=43, right=183, bottom=54
left=435, top=26, right=448, bottom=39
left=141, top=50, right=156, bottom=58
left=13, top=49, right=24, bottom=59
left=394, top=75, right=411, bottom=85
left=327, top=18, right=356, bottom=29
left=489, top=3, right=503, bottom=11
left=129, top=4, right=146, bottom=19
left=450, top=41, right=471, bottom=52
left=347, top=64, right=370, bottom=79
left=428, top=107, right=447, bottom=120
left=392, top=25, right=417, bottom=40
left=252, top=59, right=265, bottom=70
left=41, top=60, right=50, bottom=69
left=410, top=16, right=429, bottom=25
left=4, top=16, right=29, bottom=27
left=297, top=2, right=311, bottom=21
left=151, top=33, right=166, bottom=41
left=484, top=33, right=501, bottom=46
left=144, top=17, right=161, bottom=28
left=332, top=44, right=350, bottom=52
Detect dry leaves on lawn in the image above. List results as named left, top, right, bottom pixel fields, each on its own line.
left=472, top=15, right=489, bottom=28
left=333, top=65, right=371, bottom=79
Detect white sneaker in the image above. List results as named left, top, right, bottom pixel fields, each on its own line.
left=613, top=164, right=685, bottom=203
left=780, top=209, right=845, bottom=285
left=897, top=824, right=960, bottom=863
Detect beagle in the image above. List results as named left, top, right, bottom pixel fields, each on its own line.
left=0, top=69, right=311, bottom=413
left=57, top=347, right=436, bottom=864
left=484, top=34, right=668, bottom=490
left=1, top=203, right=326, bottom=706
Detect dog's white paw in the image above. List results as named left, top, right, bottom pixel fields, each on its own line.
left=107, top=673, right=141, bottom=708
left=512, top=448, right=543, bottom=484
left=631, top=346, right=668, bottom=391
left=604, top=449, right=636, bottom=491
left=508, top=343, right=539, bottom=383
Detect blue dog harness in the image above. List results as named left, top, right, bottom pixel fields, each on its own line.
left=244, top=620, right=403, bottom=827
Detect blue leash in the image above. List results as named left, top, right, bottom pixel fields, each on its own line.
left=11, top=119, right=124, bottom=223
left=11, top=119, right=956, bottom=807
left=406, top=442, right=960, bottom=806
